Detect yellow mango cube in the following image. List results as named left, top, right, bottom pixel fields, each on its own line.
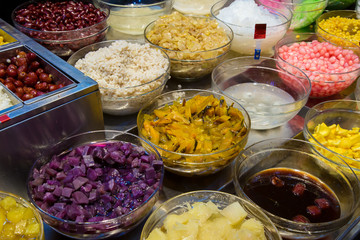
left=2, top=222, right=16, bottom=240
left=0, top=196, right=17, bottom=211
left=22, top=208, right=35, bottom=220
left=7, top=206, right=26, bottom=223
left=24, top=223, right=40, bottom=238
left=14, top=219, right=27, bottom=235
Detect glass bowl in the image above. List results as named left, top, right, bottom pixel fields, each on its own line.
left=27, top=130, right=164, bottom=239
left=67, top=39, right=170, bottom=116
left=211, top=56, right=311, bottom=130
left=0, top=191, right=44, bottom=240
left=327, top=0, right=356, bottom=10
left=275, top=32, right=360, bottom=98
left=137, top=89, right=250, bottom=176
left=140, top=190, right=282, bottom=240
left=99, top=0, right=173, bottom=35
left=303, top=100, right=360, bottom=174
left=173, top=0, right=219, bottom=15
left=12, top=0, right=110, bottom=57
left=265, top=0, right=328, bottom=30
left=144, top=13, right=233, bottom=81
left=233, top=138, right=360, bottom=239
left=211, top=0, right=292, bottom=57
left=356, top=78, right=360, bottom=101
left=316, top=10, right=360, bottom=49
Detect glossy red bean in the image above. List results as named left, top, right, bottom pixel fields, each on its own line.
left=39, top=72, right=52, bottom=83
left=17, top=72, right=27, bottom=81
left=292, top=215, right=310, bottom=223
left=271, top=176, right=285, bottom=187
left=5, top=82, right=16, bottom=92
left=292, top=183, right=306, bottom=196
left=0, top=63, right=7, bottom=69
left=17, top=65, right=27, bottom=74
left=0, top=68, right=6, bottom=78
left=29, top=61, right=40, bottom=71
left=23, top=75, right=37, bottom=86
left=23, top=86, right=34, bottom=94
left=26, top=52, right=37, bottom=62
left=48, top=84, right=59, bottom=92
left=22, top=93, right=34, bottom=101
left=15, top=87, right=24, bottom=97
left=35, top=82, right=49, bottom=91
left=306, top=205, right=321, bottom=217
left=6, top=67, right=18, bottom=78
left=16, top=57, right=27, bottom=66
left=35, top=68, right=45, bottom=76
left=14, top=1, right=106, bottom=32
left=315, top=198, right=330, bottom=209
left=5, top=77, right=15, bottom=84
left=14, top=80, right=24, bottom=88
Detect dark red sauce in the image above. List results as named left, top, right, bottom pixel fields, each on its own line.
left=243, top=168, right=341, bottom=223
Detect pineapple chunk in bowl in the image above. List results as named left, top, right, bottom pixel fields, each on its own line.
left=140, top=190, right=281, bottom=240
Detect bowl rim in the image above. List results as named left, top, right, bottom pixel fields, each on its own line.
left=232, top=137, right=360, bottom=232
left=210, top=0, right=293, bottom=30
left=315, top=10, right=360, bottom=48
left=99, top=0, right=173, bottom=8
left=303, top=99, right=360, bottom=170
left=29, top=26, right=109, bottom=43
left=266, top=0, right=328, bottom=7
left=11, top=0, right=110, bottom=35
left=26, top=130, right=165, bottom=227
left=275, top=32, right=360, bottom=81
left=140, top=190, right=282, bottom=240
left=211, top=56, right=312, bottom=109
left=144, top=14, right=234, bottom=60
left=0, top=190, right=45, bottom=239
left=137, top=88, right=251, bottom=165
left=68, top=39, right=171, bottom=93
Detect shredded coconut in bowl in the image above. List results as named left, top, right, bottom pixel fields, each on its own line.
left=74, top=40, right=170, bottom=115
left=0, top=86, right=14, bottom=111
left=74, top=40, right=169, bottom=99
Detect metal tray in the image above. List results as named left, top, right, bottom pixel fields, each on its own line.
left=0, top=18, right=104, bottom=199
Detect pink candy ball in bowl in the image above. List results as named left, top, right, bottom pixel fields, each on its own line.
left=275, top=32, right=360, bottom=98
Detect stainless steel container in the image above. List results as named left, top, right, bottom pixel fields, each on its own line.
left=0, top=19, right=104, bottom=198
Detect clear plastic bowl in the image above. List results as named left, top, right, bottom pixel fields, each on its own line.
left=100, top=0, right=173, bottom=35
left=144, top=15, right=233, bottom=81
left=265, top=0, right=328, bottom=30
left=327, top=0, right=356, bottom=10
left=211, top=0, right=292, bottom=56
left=303, top=100, right=360, bottom=174
left=12, top=0, right=110, bottom=57
left=0, top=191, right=44, bottom=240
left=275, top=32, right=360, bottom=98
left=173, top=0, right=219, bottom=15
left=137, top=89, right=250, bottom=176
left=316, top=10, right=360, bottom=49
left=27, top=130, right=164, bottom=239
left=67, top=39, right=170, bottom=116
left=211, top=56, right=311, bottom=130
left=140, top=190, right=282, bottom=240
left=233, top=138, right=360, bottom=239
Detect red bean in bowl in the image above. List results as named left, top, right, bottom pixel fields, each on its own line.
left=12, top=0, right=110, bottom=57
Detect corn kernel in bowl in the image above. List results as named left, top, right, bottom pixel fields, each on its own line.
left=309, top=122, right=360, bottom=169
